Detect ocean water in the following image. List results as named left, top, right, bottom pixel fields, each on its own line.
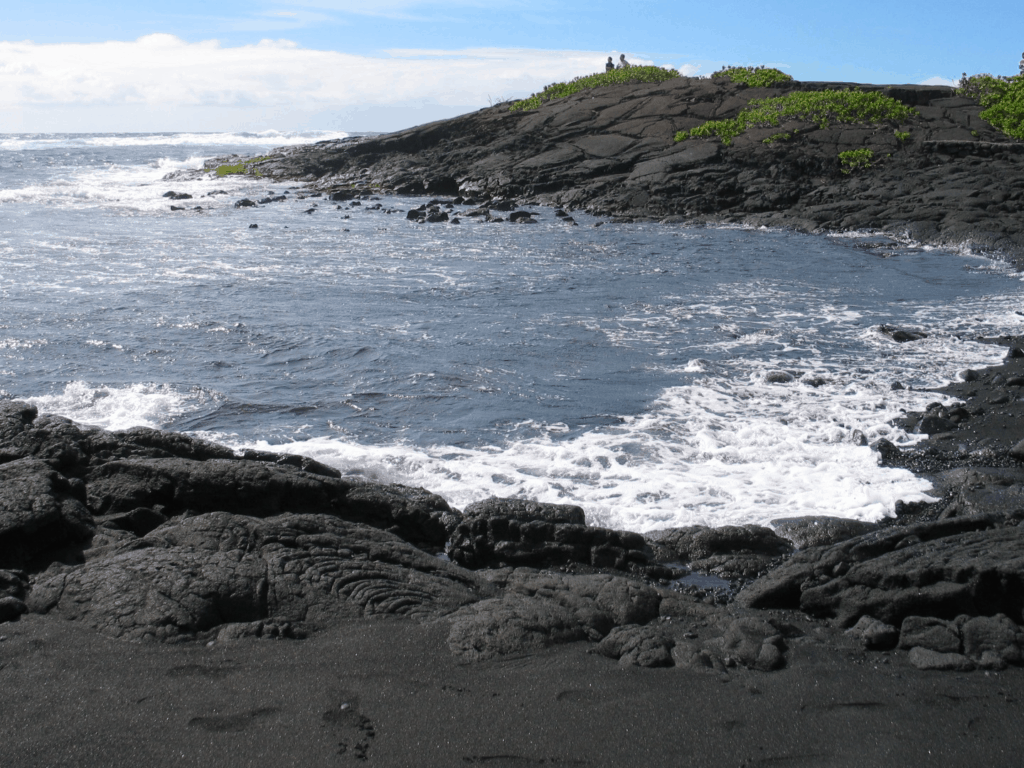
left=1, top=131, right=1021, bottom=533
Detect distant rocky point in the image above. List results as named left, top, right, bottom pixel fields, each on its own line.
left=238, top=76, right=1024, bottom=262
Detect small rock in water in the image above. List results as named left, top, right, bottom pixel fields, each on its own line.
left=249, top=224, right=258, bottom=229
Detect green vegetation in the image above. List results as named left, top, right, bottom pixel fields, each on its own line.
left=675, top=89, right=918, bottom=146
left=509, top=66, right=680, bottom=112
left=957, top=72, right=1024, bottom=140
left=214, top=156, right=269, bottom=177
left=712, top=66, right=793, bottom=87
left=762, top=132, right=792, bottom=144
left=894, top=130, right=911, bottom=142
left=839, top=148, right=874, bottom=174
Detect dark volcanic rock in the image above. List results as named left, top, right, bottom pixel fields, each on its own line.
left=596, top=624, right=675, bottom=667
left=738, top=515, right=1024, bottom=628
left=447, top=497, right=647, bottom=570
left=0, top=458, right=94, bottom=569
left=650, top=524, right=793, bottom=580
left=27, top=512, right=488, bottom=641
left=248, top=78, right=1024, bottom=261
left=771, top=516, right=879, bottom=548
left=879, top=325, right=929, bottom=342
left=82, top=457, right=454, bottom=550
left=446, top=569, right=660, bottom=660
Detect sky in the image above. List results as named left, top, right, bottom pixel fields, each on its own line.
left=1, top=1, right=1021, bottom=133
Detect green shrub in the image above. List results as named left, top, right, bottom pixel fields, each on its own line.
left=957, top=72, right=1024, bottom=139
left=675, top=89, right=917, bottom=145
left=839, top=148, right=874, bottom=174
left=712, top=66, right=793, bottom=87
left=894, top=130, right=911, bottom=142
left=214, top=156, right=269, bottom=177
left=762, top=132, right=792, bottom=144
left=510, top=66, right=680, bottom=112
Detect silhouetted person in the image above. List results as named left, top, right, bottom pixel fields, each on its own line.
left=617, top=54, right=631, bottom=69
left=606, top=57, right=615, bottom=72
left=1019, top=51, right=1024, bottom=74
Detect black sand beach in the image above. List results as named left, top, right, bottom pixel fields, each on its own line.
left=5, top=75, right=1024, bottom=767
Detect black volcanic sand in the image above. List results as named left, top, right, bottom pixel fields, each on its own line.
left=4, top=613, right=1024, bottom=767
left=232, top=76, right=1024, bottom=261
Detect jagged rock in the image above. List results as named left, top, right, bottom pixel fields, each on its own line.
left=596, top=624, right=674, bottom=667
left=899, top=616, right=961, bottom=653
left=738, top=515, right=1024, bottom=629
left=878, top=325, right=928, bottom=342
left=83, top=457, right=343, bottom=518
left=0, top=569, right=28, bottom=599
left=771, top=516, right=879, bottom=548
left=27, top=512, right=488, bottom=641
left=845, top=615, right=899, bottom=650
left=650, top=524, right=792, bottom=580
left=653, top=525, right=793, bottom=561
left=719, top=617, right=787, bottom=671
left=0, top=458, right=94, bottom=569
left=463, top=498, right=585, bottom=525
left=447, top=497, right=645, bottom=570
left=446, top=569, right=660, bottom=660
left=0, top=596, right=27, bottom=623
left=94, top=506, right=169, bottom=537
left=216, top=620, right=302, bottom=641
left=960, top=614, right=1023, bottom=665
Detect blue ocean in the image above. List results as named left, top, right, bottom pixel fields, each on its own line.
left=1, top=131, right=1021, bottom=532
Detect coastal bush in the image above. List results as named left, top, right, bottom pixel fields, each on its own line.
left=214, top=156, right=269, bottom=177
left=509, top=66, right=679, bottom=112
left=839, top=148, right=874, bottom=173
left=675, top=89, right=917, bottom=146
left=712, top=66, right=793, bottom=87
left=957, top=72, right=1024, bottom=140
left=894, top=130, right=911, bottom=142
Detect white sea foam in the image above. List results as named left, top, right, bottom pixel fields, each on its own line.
left=0, top=155, right=252, bottom=211
left=0, top=131, right=350, bottom=152
left=25, top=381, right=197, bottom=432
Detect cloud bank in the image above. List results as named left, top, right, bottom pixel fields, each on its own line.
left=0, top=35, right=691, bottom=132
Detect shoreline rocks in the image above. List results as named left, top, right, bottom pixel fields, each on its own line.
left=237, top=77, right=1024, bottom=263
left=4, top=352, right=1024, bottom=675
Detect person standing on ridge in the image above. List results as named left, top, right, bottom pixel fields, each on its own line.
left=606, top=56, right=615, bottom=72
left=617, top=54, right=631, bottom=69
left=1019, top=51, right=1024, bottom=74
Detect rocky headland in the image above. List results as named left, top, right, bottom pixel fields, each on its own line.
left=240, top=75, right=1024, bottom=262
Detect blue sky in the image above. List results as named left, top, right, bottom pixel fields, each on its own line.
left=2, top=1, right=1021, bottom=132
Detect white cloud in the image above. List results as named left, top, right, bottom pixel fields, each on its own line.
left=0, top=35, right=681, bottom=128
left=919, top=75, right=958, bottom=87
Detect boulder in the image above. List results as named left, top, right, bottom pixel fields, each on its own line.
left=27, top=512, right=488, bottom=641
left=771, top=516, right=879, bottom=549
left=446, top=570, right=660, bottom=660
left=596, top=624, right=675, bottom=667
left=448, top=497, right=646, bottom=570
left=845, top=615, right=899, bottom=650
left=0, top=458, right=94, bottom=569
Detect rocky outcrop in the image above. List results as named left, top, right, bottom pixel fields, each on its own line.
left=246, top=77, right=1024, bottom=261
left=736, top=514, right=1024, bottom=630
left=446, top=497, right=650, bottom=571
left=27, top=512, right=489, bottom=641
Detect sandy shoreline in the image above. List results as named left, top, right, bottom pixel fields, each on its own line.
left=5, top=610, right=1024, bottom=767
